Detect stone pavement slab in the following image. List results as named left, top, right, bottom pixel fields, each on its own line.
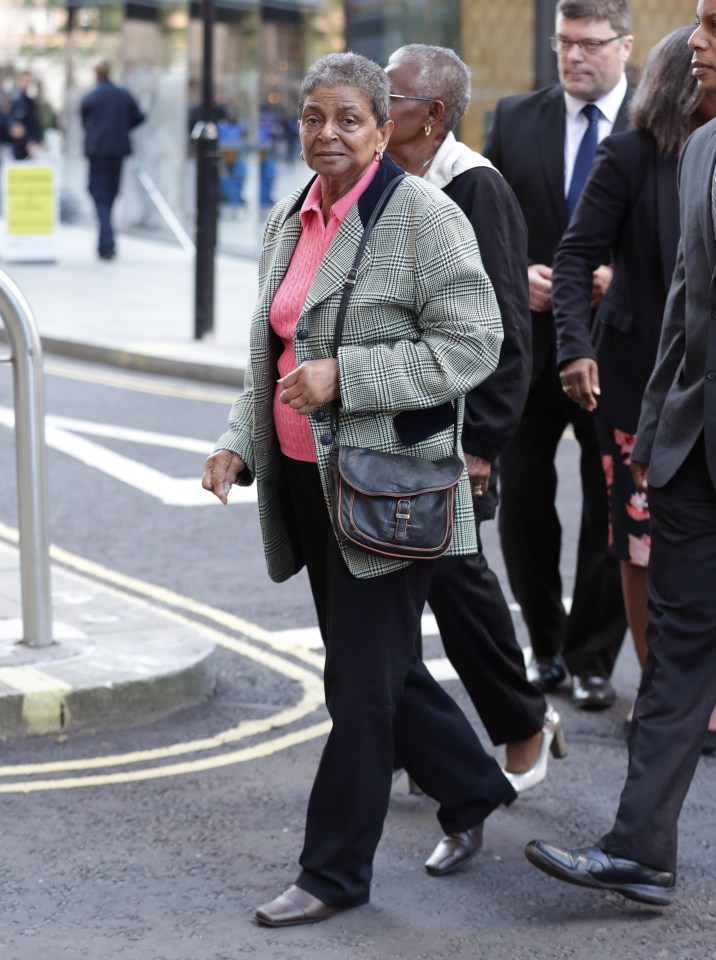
left=0, top=225, right=256, bottom=738
left=0, top=541, right=216, bottom=739
left=1, top=222, right=256, bottom=385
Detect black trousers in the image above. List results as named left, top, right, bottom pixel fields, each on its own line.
left=281, top=457, right=515, bottom=907
left=427, top=543, right=546, bottom=746
left=88, top=156, right=123, bottom=254
left=600, top=435, right=716, bottom=873
left=498, top=360, right=626, bottom=678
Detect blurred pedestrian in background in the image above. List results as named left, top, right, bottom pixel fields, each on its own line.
left=385, top=43, right=566, bottom=795
left=552, top=24, right=716, bottom=749
left=81, top=59, right=145, bottom=261
left=8, top=70, right=42, bottom=160
left=203, top=51, right=514, bottom=928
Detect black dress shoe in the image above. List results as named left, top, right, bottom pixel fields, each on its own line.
left=571, top=675, right=616, bottom=711
left=526, top=655, right=567, bottom=692
left=425, top=824, right=483, bottom=876
left=255, top=884, right=336, bottom=927
left=524, top=840, right=675, bottom=906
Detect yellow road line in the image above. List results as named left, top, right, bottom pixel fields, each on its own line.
left=0, top=526, right=329, bottom=789
left=0, top=720, right=333, bottom=793
left=0, top=666, right=73, bottom=695
left=0, top=666, right=73, bottom=736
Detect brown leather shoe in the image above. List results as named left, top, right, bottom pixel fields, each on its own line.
left=255, top=884, right=335, bottom=927
left=424, top=824, right=484, bottom=876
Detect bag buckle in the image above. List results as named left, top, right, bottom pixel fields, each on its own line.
left=395, top=498, right=411, bottom=541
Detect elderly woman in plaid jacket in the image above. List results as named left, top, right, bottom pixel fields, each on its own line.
left=203, top=52, right=512, bottom=927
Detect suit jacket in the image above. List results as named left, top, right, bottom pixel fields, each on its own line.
left=633, top=119, right=716, bottom=489
left=483, top=82, right=632, bottom=383
left=216, top=157, right=504, bottom=581
left=81, top=79, right=145, bottom=159
left=442, top=163, right=530, bottom=520
left=552, top=129, right=680, bottom=432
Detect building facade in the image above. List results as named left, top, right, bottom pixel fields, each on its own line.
left=0, top=0, right=692, bottom=256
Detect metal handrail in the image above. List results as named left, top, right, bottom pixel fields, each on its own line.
left=0, top=267, right=52, bottom=647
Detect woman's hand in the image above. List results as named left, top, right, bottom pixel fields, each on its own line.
left=560, top=357, right=600, bottom=412
left=202, top=449, right=246, bottom=504
left=590, top=264, right=613, bottom=308
left=630, top=460, right=649, bottom=492
left=279, top=359, right=339, bottom=415
left=465, top=453, right=491, bottom=499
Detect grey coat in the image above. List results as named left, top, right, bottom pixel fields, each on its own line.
left=216, top=159, right=503, bottom=581
left=633, top=119, right=716, bottom=488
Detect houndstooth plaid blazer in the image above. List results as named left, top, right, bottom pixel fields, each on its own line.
left=216, top=157, right=504, bottom=581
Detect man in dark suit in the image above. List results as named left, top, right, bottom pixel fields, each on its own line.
left=81, top=60, right=145, bottom=260
left=523, top=3, right=716, bottom=906
left=483, top=0, right=632, bottom=709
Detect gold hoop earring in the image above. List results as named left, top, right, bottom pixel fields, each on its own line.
left=424, top=125, right=432, bottom=137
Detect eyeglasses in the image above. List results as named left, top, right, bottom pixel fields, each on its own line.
left=389, top=93, right=438, bottom=102
left=550, top=34, right=628, bottom=54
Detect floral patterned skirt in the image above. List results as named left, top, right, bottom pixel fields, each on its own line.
left=596, top=420, right=650, bottom=568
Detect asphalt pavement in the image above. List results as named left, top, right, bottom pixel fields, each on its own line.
left=0, top=222, right=252, bottom=737
left=1, top=224, right=715, bottom=959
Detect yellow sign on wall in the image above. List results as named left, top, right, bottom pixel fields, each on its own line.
left=1, top=161, right=57, bottom=261
left=7, top=166, right=54, bottom=235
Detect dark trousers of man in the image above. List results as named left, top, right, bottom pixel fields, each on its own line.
left=88, top=156, right=123, bottom=254
left=600, top=435, right=716, bottom=873
left=498, top=360, right=626, bottom=678
left=281, top=457, right=515, bottom=908
left=427, top=544, right=546, bottom=745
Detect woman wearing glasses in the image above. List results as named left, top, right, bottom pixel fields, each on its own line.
left=385, top=44, right=568, bottom=794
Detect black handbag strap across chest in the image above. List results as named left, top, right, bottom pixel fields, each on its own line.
left=331, top=174, right=406, bottom=359
left=329, top=173, right=458, bottom=451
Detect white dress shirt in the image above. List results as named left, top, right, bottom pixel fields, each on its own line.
left=563, top=72, right=628, bottom=197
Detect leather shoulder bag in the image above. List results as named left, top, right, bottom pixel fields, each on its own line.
left=329, top=174, right=465, bottom=561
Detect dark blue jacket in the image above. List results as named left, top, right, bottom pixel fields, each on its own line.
left=9, top=91, right=41, bottom=159
left=81, top=79, right=145, bottom=158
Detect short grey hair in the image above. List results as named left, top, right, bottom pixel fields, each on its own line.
left=387, top=45, right=471, bottom=132
left=556, top=0, right=632, bottom=34
left=298, top=52, right=391, bottom=126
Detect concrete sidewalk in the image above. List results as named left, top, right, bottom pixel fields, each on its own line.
left=0, top=225, right=252, bottom=738
left=1, top=222, right=256, bottom=385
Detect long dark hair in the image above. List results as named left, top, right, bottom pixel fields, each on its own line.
left=629, top=25, right=702, bottom=156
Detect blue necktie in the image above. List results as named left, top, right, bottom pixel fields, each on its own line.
left=566, top=103, right=601, bottom=220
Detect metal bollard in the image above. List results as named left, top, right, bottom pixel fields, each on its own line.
left=0, top=267, right=52, bottom=647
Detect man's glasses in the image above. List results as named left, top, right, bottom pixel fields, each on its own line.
left=389, top=93, right=438, bottom=102
left=550, top=34, right=628, bottom=54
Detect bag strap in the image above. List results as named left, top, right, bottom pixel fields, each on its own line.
left=331, top=174, right=406, bottom=360
left=329, top=172, right=458, bottom=452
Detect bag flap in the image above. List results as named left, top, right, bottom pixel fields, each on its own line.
left=338, top=446, right=464, bottom=496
